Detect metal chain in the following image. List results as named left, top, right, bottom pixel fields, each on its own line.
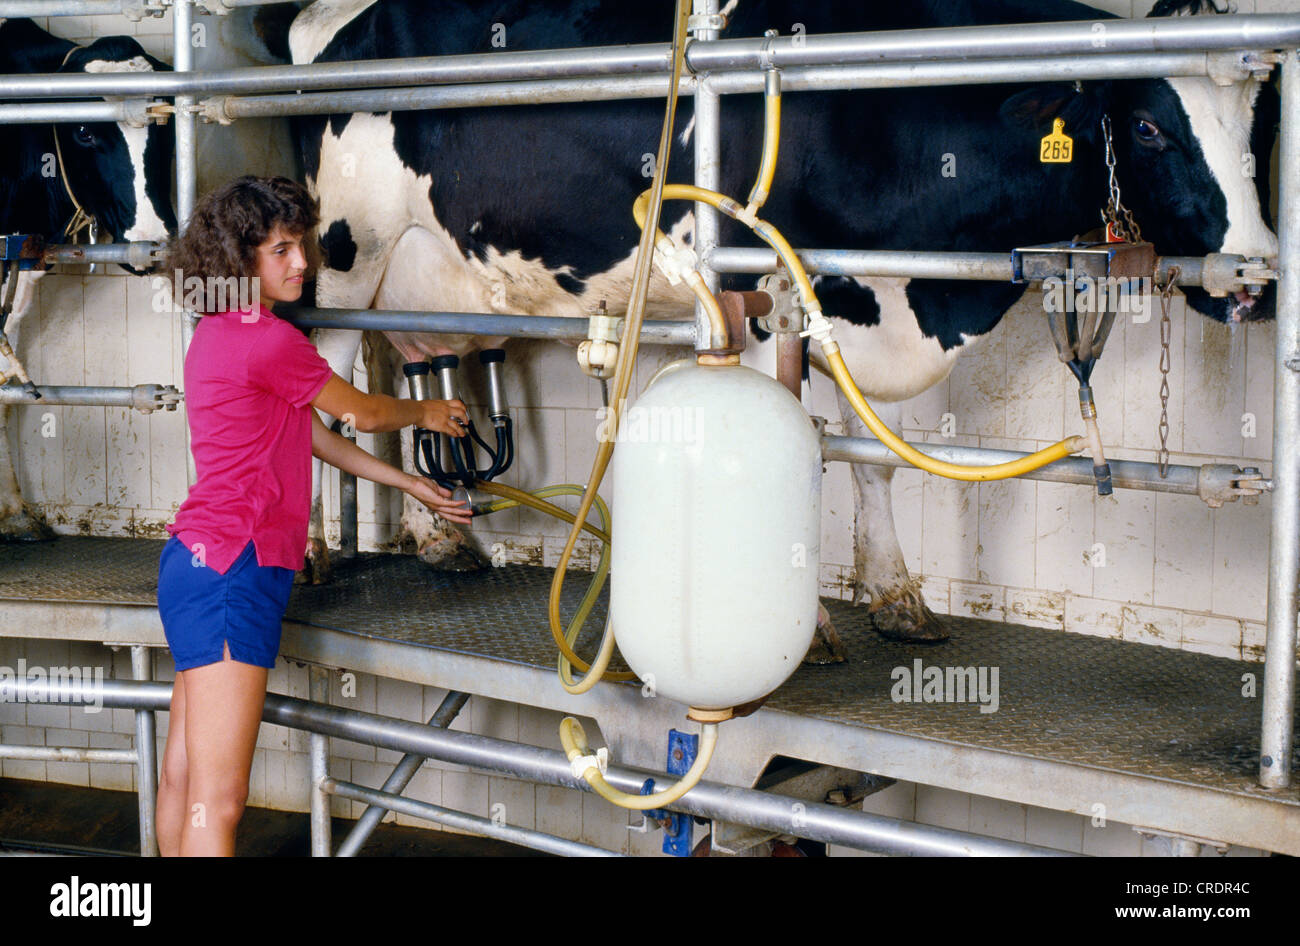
left=1101, top=114, right=1142, bottom=243
left=1154, top=263, right=1180, bottom=478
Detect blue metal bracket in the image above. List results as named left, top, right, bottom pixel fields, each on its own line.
left=642, top=729, right=698, bottom=856
left=1, top=235, right=46, bottom=270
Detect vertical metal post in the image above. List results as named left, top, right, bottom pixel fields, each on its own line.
left=309, top=665, right=332, bottom=855
left=692, top=0, right=722, bottom=352
left=334, top=690, right=469, bottom=857
left=174, top=0, right=199, bottom=487
left=1261, top=48, right=1300, bottom=791
left=130, top=645, right=158, bottom=856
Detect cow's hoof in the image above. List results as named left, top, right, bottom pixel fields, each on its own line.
left=416, top=535, right=484, bottom=572
left=802, top=603, right=848, bottom=665
left=0, top=506, right=55, bottom=542
left=868, top=590, right=949, bottom=644
left=295, top=537, right=332, bottom=585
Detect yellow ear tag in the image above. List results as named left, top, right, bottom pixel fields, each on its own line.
left=1040, top=117, right=1073, bottom=163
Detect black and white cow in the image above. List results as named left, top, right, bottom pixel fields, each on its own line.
left=0, top=17, right=175, bottom=539
left=288, top=0, right=1279, bottom=644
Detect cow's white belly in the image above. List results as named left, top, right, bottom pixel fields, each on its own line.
left=813, top=276, right=966, bottom=403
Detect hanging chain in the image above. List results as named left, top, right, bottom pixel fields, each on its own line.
left=1153, top=263, right=1180, bottom=478
left=1100, top=114, right=1142, bottom=244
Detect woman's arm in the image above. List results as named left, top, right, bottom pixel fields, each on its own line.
left=310, top=411, right=472, bottom=524
left=312, top=374, right=469, bottom=437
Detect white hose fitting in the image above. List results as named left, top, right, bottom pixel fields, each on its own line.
left=652, top=242, right=698, bottom=286
left=799, top=307, right=835, bottom=345
left=569, top=747, right=609, bottom=779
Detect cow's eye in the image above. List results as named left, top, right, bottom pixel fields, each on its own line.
left=1134, top=118, right=1161, bottom=141
left=73, top=126, right=95, bottom=146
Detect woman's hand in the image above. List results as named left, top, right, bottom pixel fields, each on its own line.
left=403, top=473, right=473, bottom=525
left=420, top=399, right=470, bottom=437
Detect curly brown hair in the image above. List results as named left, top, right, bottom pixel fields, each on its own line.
left=163, top=175, right=319, bottom=314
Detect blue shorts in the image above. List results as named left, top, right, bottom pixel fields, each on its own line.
left=157, top=535, right=295, bottom=671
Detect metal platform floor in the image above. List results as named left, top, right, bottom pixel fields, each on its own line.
left=1, top=536, right=1297, bottom=854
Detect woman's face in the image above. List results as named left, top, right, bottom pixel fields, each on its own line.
left=253, top=224, right=307, bottom=308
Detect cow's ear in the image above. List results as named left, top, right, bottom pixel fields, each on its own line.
left=1000, top=83, right=1110, bottom=145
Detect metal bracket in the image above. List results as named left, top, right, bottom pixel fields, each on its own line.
left=1012, top=240, right=1155, bottom=283
left=119, top=99, right=156, bottom=130
left=1202, top=253, right=1278, bottom=298
left=711, top=762, right=890, bottom=856
left=1206, top=49, right=1277, bottom=86
left=1, top=235, right=47, bottom=269
left=144, top=101, right=175, bottom=126
left=1198, top=464, right=1269, bottom=508
left=197, top=97, right=236, bottom=126
left=633, top=730, right=699, bottom=856
left=760, top=28, right=781, bottom=71
left=754, top=272, right=801, bottom=333
left=687, top=13, right=727, bottom=32
left=1133, top=825, right=1230, bottom=856
left=121, top=0, right=170, bottom=22
left=132, top=383, right=183, bottom=414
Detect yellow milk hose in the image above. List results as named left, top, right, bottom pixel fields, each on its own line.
left=631, top=182, right=1088, bottom=481
left=470, top=481, right=631, bottom=687
left=560, top=716, right=719, bottom=810
left=545, top=0, right=695, bottom=685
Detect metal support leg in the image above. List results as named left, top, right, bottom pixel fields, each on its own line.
left=130, top=645, right=157, bottom=857
left=693, top=0, right=722, bottom=353
left=1261, top=48, right=1300, bottom=791
left=174, top=0, right=199, bottom=489
left=335, top=690, right=469, bottom=857
left=309, top=666, right=332, bottom=855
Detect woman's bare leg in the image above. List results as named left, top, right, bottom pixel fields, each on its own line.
left=178, top=641, right=267, bottom=856
left=156, top=670, right=189, bottom=856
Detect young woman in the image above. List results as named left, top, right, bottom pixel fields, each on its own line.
left=155, top=175, right=471, bottom=856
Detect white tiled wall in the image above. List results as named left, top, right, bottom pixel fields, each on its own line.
left=2, top=2, right=1289, bottom=856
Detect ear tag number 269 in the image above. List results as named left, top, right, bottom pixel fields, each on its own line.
left=1040, top=117, right=1073, bottom=163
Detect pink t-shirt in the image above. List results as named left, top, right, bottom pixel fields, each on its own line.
left=166, top=302, right=335, bottom=575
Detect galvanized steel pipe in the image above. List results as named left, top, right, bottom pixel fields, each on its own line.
left=130, top=645, right=158, bottom=857
left=693, top=0, right=723, bottom=353
left=0, top=383, right=178, bottom=410
left=334, top=689, right=469, bottom=857
left=1260, top=49, right=1300, bottom=791
left=4, top=16, right=1297, bottom=99
left=12, top=675, right=1072, bottom=856
left=709, top=246, right=1212, bottom=287
left=822, top=434, right=1215, bottom=495
left=208, top=52, right=1240, bottom=122
left=326, top=778, right=620, bottom=857
left=282, top=307, right=697, bottom=346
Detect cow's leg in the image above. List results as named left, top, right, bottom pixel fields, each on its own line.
left=836, top=386, right=948, bottom=643
left=300, top=325, right=366, bottom=583
left=0, top=271, right=54, bottom=541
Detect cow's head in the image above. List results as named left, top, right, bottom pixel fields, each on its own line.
left=55, top=36, right=176, bottom=271
left=1003, top=0, right=1279, bottom=323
